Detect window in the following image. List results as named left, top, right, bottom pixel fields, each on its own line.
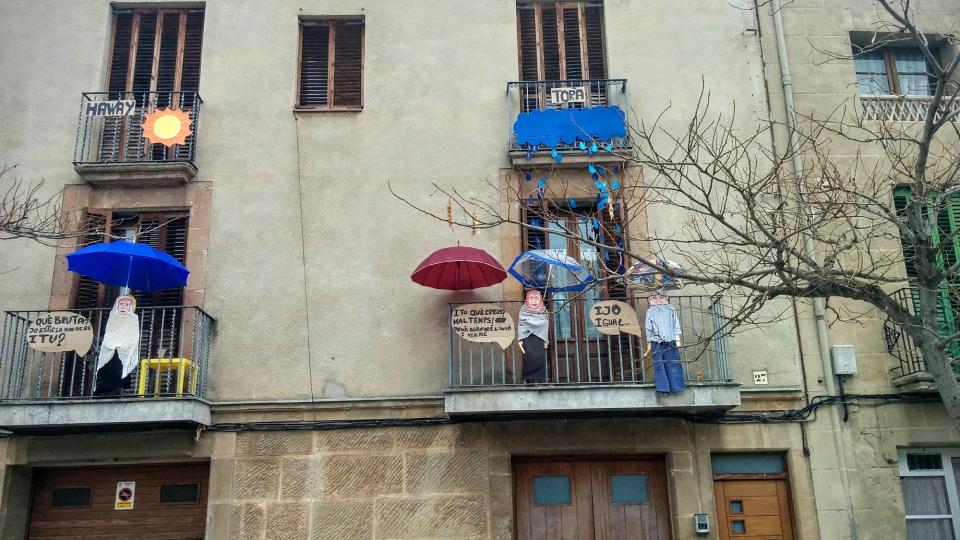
left=533, top=475, right=572, bottom=505
left=101, top=8, right=204, bottom=161
left=74, top=210, right=189, bottom=311
left=892, top=188, right=960, bottom=358
left=898, top=448, right=960, bottom=539
left=160, top=483, right=200, bottom=503
left=297, top=19, right=364, bottom=110
left=51, top=487, right=92, bottom=507
left=524, top=200, right=625, bottom=340
left=854, top=47, right=935, bottom=96
left=711, top=453, right=786, bottom=476
left=517, top=1, right=606, bottom=82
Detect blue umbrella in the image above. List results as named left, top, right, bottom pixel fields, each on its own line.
left=66, top=241, right=189, bottom=292
left=508, top=249, right=595, bottom=292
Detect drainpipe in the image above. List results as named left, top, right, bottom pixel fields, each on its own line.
left=769, top=1, right=857, bottom=538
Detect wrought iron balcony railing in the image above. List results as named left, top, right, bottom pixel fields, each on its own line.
left=0, top=306, right=213, bottom=400
left=884, top=288, right=960, bottom=381
left=507, top=79, right=631, bottom=154
left=860, top=94, right=960, bottom=123
left=449, top=295, right=731, bottom=388
left=73, top=91, right=202, bottom=167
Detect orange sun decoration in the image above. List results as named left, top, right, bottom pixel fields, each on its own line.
left=141, top=108, right=193, bottom=147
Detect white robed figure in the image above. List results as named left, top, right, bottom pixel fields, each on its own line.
left=95, top=295, right=140, bottom=393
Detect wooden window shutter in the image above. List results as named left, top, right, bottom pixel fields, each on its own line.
left=539, top=5, right=562, bottom=80
left=299, top=23, right=331, bottom=108
left=107, top=12, right=135, bottom=96
left=180, top=11, right=205, bottom=98
left=333, top=22, right=363, bottom=108
left=72, top=210, right=111, bottom=310
left=583, top=4, right=605, bottom=79
left=298, top=19, right=364, bottom=109
left=515, top=2, right=606, bottom=82
left=517, top=6, right=539, bottom=81
left=561, top=6, right=584, bottom=80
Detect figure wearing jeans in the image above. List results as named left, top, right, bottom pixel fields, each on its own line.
left=644, top=291, right=685, bottom=393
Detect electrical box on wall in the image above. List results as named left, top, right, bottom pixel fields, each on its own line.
left=831, top=345, right=858, bottom=375
left=694, top=513, right=709, bottom=535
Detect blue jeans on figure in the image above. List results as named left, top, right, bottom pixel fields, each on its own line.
left=650, top=341, right=686, bottom=393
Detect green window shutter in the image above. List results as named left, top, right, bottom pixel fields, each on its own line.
left=895, top=187, right=960, bottom=359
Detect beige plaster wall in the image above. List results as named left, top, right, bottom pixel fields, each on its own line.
left=0, top=0, right=795, bottom=401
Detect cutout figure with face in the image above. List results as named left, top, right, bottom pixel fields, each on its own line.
left=518, top=290, right=550, bottom=383
left=95, top=295, right=141, bottom=395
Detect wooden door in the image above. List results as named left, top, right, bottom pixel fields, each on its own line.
left=28, top=462, right=209, bottom=539
left=514, top=457, right=671, bottom=540
left=591, top=459, right=672, bottom=539
left=515, top=460, right=595, bottom=540
left=714, top=479, right=795, bottom=540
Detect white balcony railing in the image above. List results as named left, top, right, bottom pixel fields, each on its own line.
left=860, top=94, right=960, bottom=122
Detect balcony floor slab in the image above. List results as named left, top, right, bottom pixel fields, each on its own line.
left=0, top=398, right=210, bottom=433
left=444, top=382, right=741, bottom=417
left=74, top=161, right=197, bottom=186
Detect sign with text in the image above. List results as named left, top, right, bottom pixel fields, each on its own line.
left=115, top=481, right=135, bottom=510
left=590, top=300, right=642, bottom=337
left=85, top=100, right=136, bottom=116
left=26, top=311, right=93, bottom=355
left=451, top=303, right=515, bottom=349
left=550, top=86, right=587, bottom=105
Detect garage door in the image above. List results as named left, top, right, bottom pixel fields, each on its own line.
left=28, top=462, right=209, bottom=540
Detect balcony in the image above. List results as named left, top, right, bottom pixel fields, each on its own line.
left=0, top=306, right=214, bottom=432
left=860, top=94, right=960, bottom=123
left=445, top=295, right=739, bottom=416
left=884, top=288, right=960, bottom=392
left=507, top=79, right=630, bottom=167
left=73, top=91, right=202, bottom=186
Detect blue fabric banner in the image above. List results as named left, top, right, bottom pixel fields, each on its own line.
left=513, top=106, right=627, bottom=147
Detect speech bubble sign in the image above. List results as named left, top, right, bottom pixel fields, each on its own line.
left=589, top=300, right=643, bottom=337
left=26, top=311, right=94, bottom=355
left=451, top=303, right=515, bottom=349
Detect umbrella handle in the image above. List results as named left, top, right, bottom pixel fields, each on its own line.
left=122, top=254, right=133, bottom=296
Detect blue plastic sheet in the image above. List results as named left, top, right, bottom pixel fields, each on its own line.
left=513, top=106, right=627, bottom=147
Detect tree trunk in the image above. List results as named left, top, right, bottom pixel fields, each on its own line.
left=914, top=284, right=960, bottom=424
left=916, top=336, right=960, bottom=424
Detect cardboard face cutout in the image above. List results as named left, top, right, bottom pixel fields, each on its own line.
left=116, top=295, right=135, bottom=316
left=524, top=290, right=545, bottom=312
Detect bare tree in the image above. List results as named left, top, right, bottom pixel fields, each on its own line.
left=393, top=1, right=960, bottom=422
left=0, top=164, right=85, bottom=246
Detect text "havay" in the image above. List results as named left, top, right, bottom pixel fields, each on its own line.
left=85, top=100, right=136, bottom=116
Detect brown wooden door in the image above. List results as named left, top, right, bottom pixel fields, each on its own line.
left=28, top=462, right=209, bottom=539
left=515, top=457, right=671, bottom=540
left=714, top=479, right=794, bottom=540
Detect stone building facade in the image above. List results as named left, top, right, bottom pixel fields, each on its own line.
left=0, top=0, right=958, bottom=538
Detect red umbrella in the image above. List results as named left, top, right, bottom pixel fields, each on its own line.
left=411, top=246, right=507, bottom=290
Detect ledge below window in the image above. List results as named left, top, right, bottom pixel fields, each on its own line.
left=293, top=107, right=363, bottom=113
left=74, top=161, right=198, bottom=187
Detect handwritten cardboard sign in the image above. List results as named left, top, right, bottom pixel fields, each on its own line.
left=26, top=311, right=94, bottom=355
left=451, top=303, right=515, bottom=349
left=590, top=300, right=643, bottom=337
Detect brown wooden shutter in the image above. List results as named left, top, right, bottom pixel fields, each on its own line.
left=583, top=4, right=605, bottom=79
left=299, top=23, right=331, bottom=108
left=540, top=6, right=562, bottom=80
left=107, top=13, right=134, bottom=96
left=333, top=22, right=364, bottom=108
left=72, top=210, right=111, bottom=310
left=561, top=6, right=584, bottom=80
left=180, top=11, right=204, bottom=99
left=517, top=6, right=539, bottom=81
